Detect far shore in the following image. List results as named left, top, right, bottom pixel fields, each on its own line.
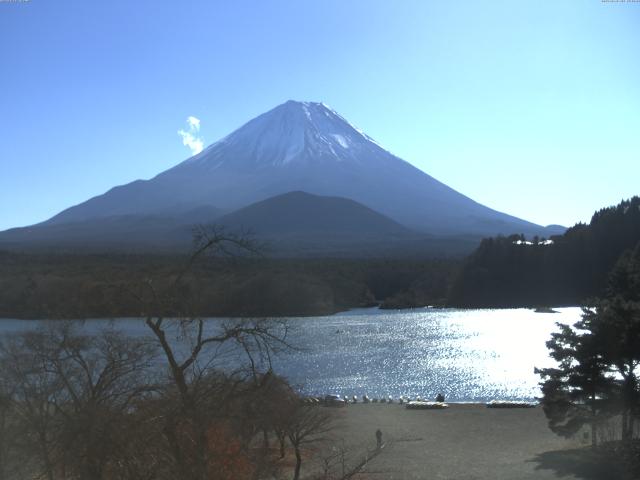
left=0, top=304, right=580, bottom=322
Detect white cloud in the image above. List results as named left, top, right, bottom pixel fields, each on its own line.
left=178, top=116, right=204, bottom=155
left=187, top=116, right=200, bottom=131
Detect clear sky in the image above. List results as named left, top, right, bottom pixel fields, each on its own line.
left=1, top=0, right=639, bottom=231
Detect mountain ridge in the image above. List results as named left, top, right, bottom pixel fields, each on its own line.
left=0, top=191, right=481, bottom=257
left=4, top=100, right=564, bottom=251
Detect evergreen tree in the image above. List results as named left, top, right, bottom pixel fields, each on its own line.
left=591, top=244, right=640, bottom=441
left=536, top=317, right=615, bottom=446
left=449, top=197, right=640, bottom=308
left=537, top=242, right=640, bottom=445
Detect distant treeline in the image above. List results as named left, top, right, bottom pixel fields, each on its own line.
left=4, top=197, right=640, bottom=318
left=449, top=197, right=640, bottom=307
left=0, top=252, right=457, bottom=319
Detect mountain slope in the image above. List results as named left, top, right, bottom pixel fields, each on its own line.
left=217, top=191, right=414, bottom=237
left=213, top=191, right=435, bottom=256
left=0, top=206, right=223, bottom=251
left=0, top=191, right=483, bottom=257
left=38, top=100, right=557, bottom=238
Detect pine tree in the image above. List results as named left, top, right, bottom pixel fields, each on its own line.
left=536, top=317, right=615, bottom=446
left=537, top=242, right=640, bottom=446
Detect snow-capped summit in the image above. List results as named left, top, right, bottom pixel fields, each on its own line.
left=36, top=100, right=558, bottom=238
left=180, top=100, right=395, bottom=170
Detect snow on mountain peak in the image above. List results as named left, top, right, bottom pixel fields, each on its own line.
left=182, top=100, right=396, bottom=170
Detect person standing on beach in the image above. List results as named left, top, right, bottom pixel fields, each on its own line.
left=376, top=428, right=383, bottom=448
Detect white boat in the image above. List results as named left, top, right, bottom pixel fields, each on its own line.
left=405, top=401, right=448, bottom=410
left=486, top=400, right=537, bottom=408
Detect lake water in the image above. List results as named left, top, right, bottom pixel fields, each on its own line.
left=0, top=307, right=581, bottom=402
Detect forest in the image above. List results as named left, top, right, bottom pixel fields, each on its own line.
left=449, top=197, right=640, bottom=308
left=0, top=248, right=456, bottom=319
left=2, top=197, right=640, bottom=318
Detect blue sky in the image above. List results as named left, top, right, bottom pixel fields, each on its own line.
left=1, top=0, right=639, bottom=231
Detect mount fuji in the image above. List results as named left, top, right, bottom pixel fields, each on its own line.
left=1, top=100, right=562, bottom=253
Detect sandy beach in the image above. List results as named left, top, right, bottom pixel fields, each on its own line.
left=309, top=403, right=623, bottom=480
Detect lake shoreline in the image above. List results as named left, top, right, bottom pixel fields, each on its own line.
left=0, top=303, right=580, bottom=322
left=0, top=308, right=582, bottom=404
left=325, top=403, right=606, bottom=480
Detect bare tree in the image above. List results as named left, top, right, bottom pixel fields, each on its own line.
left=1, top=329, right=63, bottom=480
left=286, top=403, right=336, bottom=480
left=317, top=439, right=351, bottom=480
left=0, top=323, right=158, bottom=480
left=124, top=226, right=294, bottom=480
left=0, top=364, right=17, bottom=480
left=0, top=227, right=309, bottom=480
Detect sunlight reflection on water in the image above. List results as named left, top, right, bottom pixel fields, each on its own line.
left=273, top=307, right=582, bottom=402
left=0, top=307, right=582, bottom=402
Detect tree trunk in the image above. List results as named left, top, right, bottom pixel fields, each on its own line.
left=293, top=446, right=302, bottom=480
left=0, top=406, right=6, bottom=480
left=590, top=393, right=598, bottom=447
left=195, top=421, right=209, bottom=480
left=622, top=409, right=630, bottom=443
left=38, top=431, right=55, bottom=480
left=163, top=416, right=189, bottom=480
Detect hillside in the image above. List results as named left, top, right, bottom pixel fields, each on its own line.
left=448, top=197, right=640, bottom=307
left=217, top=191, right=413, bottom=237
left=0, top=206, right=223, bottom=252
left=0, top=191, right=480, bottom=257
